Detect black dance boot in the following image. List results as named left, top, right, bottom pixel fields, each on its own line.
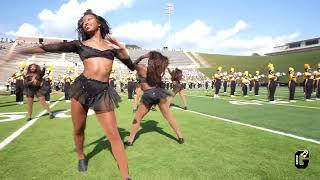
left=124, top=141, right=133, bottom=146
left=178, top=138, right=184, bottom=144
left=49, top=113, right=54, bottom=119
left=78, top=159, right=88, bottom=172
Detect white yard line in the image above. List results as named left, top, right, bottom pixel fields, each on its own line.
left=186, top=95, right=320, bottom=110
left=173, top=107, right=320, bottom=145
left=0, top=96, right=64, bottom=150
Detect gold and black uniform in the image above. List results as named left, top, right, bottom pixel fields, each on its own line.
left=213, top=66, right=223, bottom=95
left=15, top=67, right=25, bottom=103
left=241, top=71, right=250, bottom=96
left=267, top=64, right=277, bottom=101
left=253, top=71, right=260, bottom=96
left=43, top=70, right=53, bottom=101
left=304, top=64, right=314, bottom=100
left=228, top=68, right=236, bottom=96
left=127, top=73, right=136, bottom=99
left=288, top=67, right=297, bottom=100
left=315, top=64, right=320, bottom=98
left=222, top=73, right=228, bottom=93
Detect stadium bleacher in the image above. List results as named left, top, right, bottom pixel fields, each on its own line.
left=0, top=39, right=199, bottom=87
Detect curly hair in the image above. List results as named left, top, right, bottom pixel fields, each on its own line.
left=170, top=68, right=183, bottom=81
left=27, top=63, right=42, bottom=75
left=146, top=51, right=169, bottom=87
left=77, top=9, right=111, bottom=41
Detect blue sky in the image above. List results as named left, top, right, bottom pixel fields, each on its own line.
left=0, top=0, right=319, bottom=55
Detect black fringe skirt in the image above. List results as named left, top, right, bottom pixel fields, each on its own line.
left=69, top=74, right=121, bottom=112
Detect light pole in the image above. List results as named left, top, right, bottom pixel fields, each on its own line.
left=165, top=2, right=174, bottom=49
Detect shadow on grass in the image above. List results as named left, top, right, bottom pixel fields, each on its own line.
left=85, top=128, right=130, bottom=162
left=0, top=103, right=20, bottom=108
left=170, top=103, right=183, bottom=109
left=83, top=120, right=178, bottom=161
left=42, top=109, right=69, bottom=117
left=134, top=120, right=177, bottom=144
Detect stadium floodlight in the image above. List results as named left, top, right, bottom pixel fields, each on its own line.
left=165, top=2, right=174, bottom=49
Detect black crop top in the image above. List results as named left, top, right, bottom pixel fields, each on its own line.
left=40, top=40, right=116, bottom=61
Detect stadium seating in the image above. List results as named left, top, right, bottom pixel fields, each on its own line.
left=0, top=41, right=199, bottom=87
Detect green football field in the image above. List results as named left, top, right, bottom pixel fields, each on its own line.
left=0, top=87, right=319, bottom=180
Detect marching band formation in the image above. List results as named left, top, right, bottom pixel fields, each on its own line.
left=6, top=62, right=320, bottom=107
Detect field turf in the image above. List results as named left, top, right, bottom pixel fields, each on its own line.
left=0, top=87, right=319, bottom=179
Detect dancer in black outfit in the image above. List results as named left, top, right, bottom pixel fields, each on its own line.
left=4, top=9, right=133, bottom=180
left=167, top=68, right=187, bottom=110
left=125, top=51, right=184, bottom=146
left=24, top=64, right=54, bottom=120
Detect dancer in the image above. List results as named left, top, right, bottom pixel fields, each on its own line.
left=5, top=9, right=133, bottom=180
left=167, top=68, right=187, bottom=110
left=24, top=64, right=54, bottom=120
left=125, top=51, right=184, bottom=146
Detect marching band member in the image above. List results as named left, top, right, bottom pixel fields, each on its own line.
left=109, top=66, right=117, bottom=89
left=249, top=74, right=254, bottom=92
left=6, top=77, right=10, bottom=91
left=213, top=66, right=223, bottom=98
left=127, top=71, right=137, bottom=110
left=64, top=67, right=73, bottom=102
left=288, top=67, right=299, bottom=102
left=253, top=71, right=261, bottom=96
left=222, top=71, right=228, bottom=93
left=267, top=63, right=277, bottom=102
left=229, top=67, right=237, bottom=97
left=15, top=63, right=26, bottom=104
left=315, top=64, right=320, bottom=100
left=304, top=64, right=314, bottom=101
left=241, top=71, right=250, bottom=97
left=42, top=64, right=54, bottom=103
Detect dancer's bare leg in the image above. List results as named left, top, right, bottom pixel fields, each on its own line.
left=158, top=98, right=183, bottom=139
left=96, top=111, right=129, bottom=180
left=127, top=103, right=150, bottom=143
left=71, top=98, right=88, bottom=160
left=26, top=97, right=34, bottom=118
left=179, top=89, right=187, bottom=108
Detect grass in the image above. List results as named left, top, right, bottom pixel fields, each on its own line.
left=0, top=88, right=319, bottom=179
left=198, top=50, right=320, bottom=82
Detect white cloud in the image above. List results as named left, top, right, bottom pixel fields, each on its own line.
left=166, top=19, right=299, bottom=55
left=215, top=19, right=248, bottom=40
left=113, top=20, right=170, bottom=44
left=169, top=20, right=211, bottom=48
left=5, top=0, right=300, bottom=55
left=7, top=0, right=134, bottom=38
left=6, top=23, right=40, bottom=37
